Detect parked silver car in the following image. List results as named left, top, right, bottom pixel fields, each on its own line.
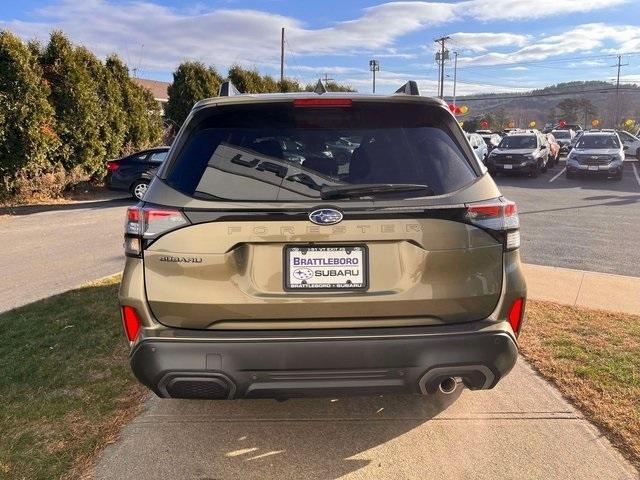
left=566, top=131, right=624, bottom=180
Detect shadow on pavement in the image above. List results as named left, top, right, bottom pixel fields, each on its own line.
left=97, top=391, right=462, bottom=479
left=0, top=196, right=132, bottom=216
left=493, top=161, right=640, bottom=195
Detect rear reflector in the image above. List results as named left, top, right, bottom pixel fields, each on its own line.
left=121, top=306, right=141, bottom=341
left=507, top=298, right=525, bottom=335
left=293, top=98, right=353, bottom=108
left=106, top=161, right=120, bottom=171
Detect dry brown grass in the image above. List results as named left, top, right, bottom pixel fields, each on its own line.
left=520, top=300, right=640, bottom=469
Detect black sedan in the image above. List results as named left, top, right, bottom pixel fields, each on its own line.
left=105, top=147, right=169, bottom=200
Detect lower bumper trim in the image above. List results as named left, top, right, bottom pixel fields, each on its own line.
left=130, top=324, right=518, bottom=399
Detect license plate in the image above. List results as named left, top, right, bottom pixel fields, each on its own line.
left=588, top=165, right=598, bottom=171
left=503, top=164, right=513, bottom=169
left=284, top=245, right=368, bottom=291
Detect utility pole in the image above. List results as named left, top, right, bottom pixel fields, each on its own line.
left=612, top=54, right=628, bottom=128
left=452, top=51, right=458, bottom=108
left=280, top=27, right=285, bottom=84
left=369, top=59, right=379, bottom=93
left=322, top=73, right=334, bottom=85
left=434, top=36, right=450, bottom=99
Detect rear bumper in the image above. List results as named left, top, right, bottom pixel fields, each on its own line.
left=130, top=321, right=518, bottom=399
left=567, top=163, right=622, bottom=176
left=488, top=161, right=536, bottom=173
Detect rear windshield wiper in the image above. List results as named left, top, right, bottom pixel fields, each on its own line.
left=320, top=183, right=434, bottom=200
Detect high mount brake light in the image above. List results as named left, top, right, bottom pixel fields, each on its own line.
left=293, top=98, right=353, bottom=108
left=124, top=206, right=188, bottom=256
left=466, top=199, right=520, bottom=250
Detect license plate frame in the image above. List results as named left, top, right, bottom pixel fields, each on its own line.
left=503, top=164, right=513, bottom=169
left=588, top=165, right=599, bottom=171
left=284, top=245, right=369, bottom=291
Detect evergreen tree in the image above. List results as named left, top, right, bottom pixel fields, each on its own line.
left=278, top=78, right=302, bottom=92
left=40, top=31, right=105, bottom=174
left=0, top=30, right=58, bottom=194
left=106, top=55, right=163, bottom=151
left=166, top=62, right=222, bottom=126
left=304, top=80, right=356, bottom=92
left=79, top=48, right=126, bottom=161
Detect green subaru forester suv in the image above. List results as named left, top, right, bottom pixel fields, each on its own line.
left=118, top=81, right=526, bottom=400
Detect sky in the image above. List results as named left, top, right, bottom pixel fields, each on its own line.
left=2, top=0, right=640, bottom=95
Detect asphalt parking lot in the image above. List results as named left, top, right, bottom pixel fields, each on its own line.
left=495, top=159, right=640, bottom=277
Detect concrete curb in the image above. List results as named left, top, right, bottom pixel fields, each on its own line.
left=523, top=263, right=640, bottom=315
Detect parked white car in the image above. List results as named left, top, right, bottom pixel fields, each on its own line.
left=466, top=132, right=489, bottom=163
left=616, top=130, right=640, bottom=158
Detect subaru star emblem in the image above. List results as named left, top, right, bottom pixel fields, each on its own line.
left=309, top=208, right=343, bottom=225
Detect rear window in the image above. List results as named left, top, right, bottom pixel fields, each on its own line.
left=165, top=102, right=477, bottom=201
left=552, top=131, right=571, bottom=139
left=576, top=135, right=620, bottom=149
left=498, top=135, right=537, bottom=149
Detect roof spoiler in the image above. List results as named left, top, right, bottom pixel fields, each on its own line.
left=219, top=81, right=242, bottom=97
left=312, top=79, right=327, bottom=95
left=394, top=80, right=420, bottom=96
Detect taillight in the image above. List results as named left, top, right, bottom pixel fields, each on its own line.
left=124, top=205, right=189, bottom=257
left=507, top=298, right=525, bottom=336
left=466, top=198, right=520, bottom=250
left=106, top=161, right=120, bottom=171
left=121, top=305, right=141, bottom=341
left=293, top=98, right=353, bottom=108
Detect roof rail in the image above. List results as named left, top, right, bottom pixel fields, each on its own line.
left=394, top=80, right=420, bottom=96
left=219, top=81, right=242, bottom=97
left=312, top=79, right=327, bottom=95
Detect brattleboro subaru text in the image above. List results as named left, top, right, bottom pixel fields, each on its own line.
left=118, top=80, right=526, bottom=400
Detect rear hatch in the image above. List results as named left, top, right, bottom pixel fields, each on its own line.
left=138, top=97, right=510, bottom=330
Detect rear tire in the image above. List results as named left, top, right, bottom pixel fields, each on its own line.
left=131, top=180, right=150, bottom=200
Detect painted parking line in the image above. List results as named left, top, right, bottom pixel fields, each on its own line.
left=633, top=163, right=640, bottom=188
left=549, top=167, right=566, bottom=183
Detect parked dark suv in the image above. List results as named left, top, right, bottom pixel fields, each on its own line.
left=106, top=147, right=170, bottom=200
left=118, top=81, right=526, bottom=400
left=486, top=131, right=549, bottom=177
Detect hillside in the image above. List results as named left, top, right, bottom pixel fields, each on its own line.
left=448, top=81, right=640, bottom=129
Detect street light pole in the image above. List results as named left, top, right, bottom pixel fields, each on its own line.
left=369, top=59, right=379, bottom=94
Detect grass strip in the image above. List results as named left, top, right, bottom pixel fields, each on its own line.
left=521, top=300, right=640, bottom=469
left=0, top=276, right=145, bottom=479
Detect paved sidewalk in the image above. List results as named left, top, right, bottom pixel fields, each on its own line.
left=95, top=361, right=638, bottom=480
left=92, top=262, right=640, bottom=480
left=524, top=263, right=640, bottom=315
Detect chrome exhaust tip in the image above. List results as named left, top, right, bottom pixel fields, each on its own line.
left=438, top=377, right=457, bottom=395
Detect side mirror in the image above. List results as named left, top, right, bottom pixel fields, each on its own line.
left=540, top=145, right=547, bottom=149
left=473, top=145, right=478, bottom=149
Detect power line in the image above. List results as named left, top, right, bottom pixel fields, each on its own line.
left=451, top=86, right=639, bottom=102
left=453, top=51, right=640, bottom=71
